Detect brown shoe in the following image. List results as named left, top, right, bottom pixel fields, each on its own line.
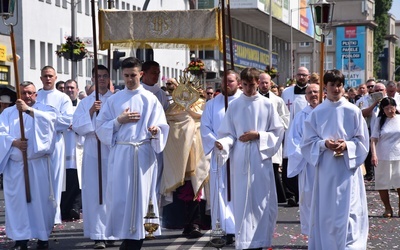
left=383, top=209, right=393, bottom=218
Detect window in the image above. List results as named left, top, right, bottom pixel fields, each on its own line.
left=86, top=58, right=93, bottom=78
left=56, top=0, right=60, bottom=6
left=64, top=59, right=69, bottom=74
left=85, top=0, right=90, bottom=15
left=299, top=42, right=310, bottom=47
left=78, top=61, right=83, bottom=76
left=47, top=43, right=53, bottom=67
left=77, top=1, right=82, bottom=13
left=122, top=2, right=125, bottom=10
left=62, top=0, right=67, bottom=8
left=40, top=42, right=46, bottom=69
left=46, top=0, right=51, bottom=4
left=326, top=33, right=333, bottom=46
left=56, top=46, right=62, bottom=73
left=299, top=54, right=311, bottom=70
left=30, top=40, right=36, bottom=69
left=325, top=54, right=334, bottom=70
left=115, top=0, right=119, bottom=9
left=132, top=5, right=136, bottom=10
left=127, top=3, right=130, bottom=10
left=98, top=0, right=102, bottom=9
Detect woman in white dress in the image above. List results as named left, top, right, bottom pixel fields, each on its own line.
left=371, top=97, right=400, bottom=217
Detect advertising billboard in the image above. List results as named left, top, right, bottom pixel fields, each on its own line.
left=336, top=26, right=366, bottom=88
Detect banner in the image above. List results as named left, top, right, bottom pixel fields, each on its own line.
left=99, top=8, right=222, bottom=50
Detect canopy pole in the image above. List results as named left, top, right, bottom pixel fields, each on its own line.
left=91, top=0, right=103, bottom=205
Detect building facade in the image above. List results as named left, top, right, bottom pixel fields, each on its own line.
left=0, top=0, right=191, bottom=91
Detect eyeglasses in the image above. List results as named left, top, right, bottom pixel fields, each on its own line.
left=206, top=92, right=214, bottom=95
left=375, top=89, right=384, bottom=92
left=367, top=85, right=375, bottom=88
left=166, top=82, right=173, bottom=85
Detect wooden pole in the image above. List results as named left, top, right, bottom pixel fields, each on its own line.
left=319, top=34, right=325, bottom=103
left=91, top=0, right=103, bottom=205
left=220, top=0, right=231, bottom=202
left=10, top=25, right=31, bottom=203
left=227, top=1, right=234, bottom=68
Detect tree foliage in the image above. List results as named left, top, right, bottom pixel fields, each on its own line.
left=373, top=0, right=392, bottom=77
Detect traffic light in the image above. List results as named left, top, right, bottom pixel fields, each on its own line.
left=112, top=50, right=126, bottom=70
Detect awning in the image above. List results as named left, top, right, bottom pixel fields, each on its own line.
left=99, top=8, right=223, bottom=50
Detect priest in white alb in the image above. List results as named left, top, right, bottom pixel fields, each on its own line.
left=215, top=68, right=284, bottom=250
left=301, top=70, right=369, bottom=249
left=72, top=65, right=115, bottom=249
left=96, top=57, right=169, bottom=249
left=286, top=83, right=319, bottom=235
left=200, top=69, right=241, bottom=244
left=0, top=81, right=57, bottom=250
left=37, top=66, right=73, bottom=224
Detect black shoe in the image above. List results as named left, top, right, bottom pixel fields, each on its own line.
left=287, top=197, right=298, bottom=207
left=9, top=240, right=28, bottom=250
left=70, top=208, right=80, bottom=220
left=119, top=240, right=127, bottom=250
left=182, top=225, right=192, bottom=236
left=364, top=174, right=374, bottom=181
left=37, top=240, right=49, bottom=249
left=105, top=240, right=116, bottom=247
left=226, top=234, right=235, bottom=245
left=119, top=239, right=143, bottom=250
left=93, top=240, right=106, bottom=249
left=189, top=224, right=203, bottom=238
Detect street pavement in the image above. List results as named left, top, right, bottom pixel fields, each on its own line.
left=0, top=180, right=399, bottom=249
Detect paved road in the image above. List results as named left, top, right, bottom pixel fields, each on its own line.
left=0, top=180, right=399, bottom=249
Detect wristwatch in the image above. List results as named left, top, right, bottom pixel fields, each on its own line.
left=25, top=107, right=32, bottom=115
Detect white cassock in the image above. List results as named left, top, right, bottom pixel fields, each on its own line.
left=37, top=89, right=73, bottom=224
left=0, top=103, right=57, bottom=241
left=72, top=90, right=115, bottom=240
left=142, top=82, right=169, bottom=197
left=301, top=97, right=369, bottom=250
left=96, top=86, right=169, bottom=240
left=65, top=99, right=80, bottom=171
left=265, top=92, right=290, bottom=165
left=64, top=99, right=82, bottom=184
left=281, top=86, right=308, bottom=158
left=200, top=90, right=241, bottom=234
left=286, top=105, right=315, bottom=235
left=215, top=93, right=284, bottom=249
left=142, top=83, right=170, bottom=110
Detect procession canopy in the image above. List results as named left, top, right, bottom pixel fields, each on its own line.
left=98, top=8, right=222, bottom=50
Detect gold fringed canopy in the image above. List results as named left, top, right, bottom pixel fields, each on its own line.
left=99, top=8, right=222, bottom=50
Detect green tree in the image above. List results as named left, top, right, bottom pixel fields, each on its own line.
left=373, top=0, right=392, bottom=78
left=395, top=46, right=400, bottom=81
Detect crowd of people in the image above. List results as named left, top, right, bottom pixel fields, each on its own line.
left=1, top=58, right=400, bottom=250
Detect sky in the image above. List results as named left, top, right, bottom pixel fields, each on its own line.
left=390, top=0, right=400, bottom=19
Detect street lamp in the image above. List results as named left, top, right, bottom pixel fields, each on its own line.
left=310, top=0, right=335, bottom=103
left=0, top=0, right=31, bottom=203
left=290, top=7, right=309, bottom=80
